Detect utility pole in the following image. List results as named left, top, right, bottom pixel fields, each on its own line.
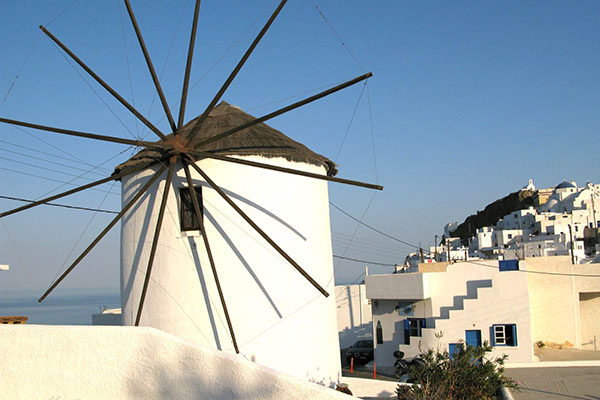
left=419, top=247, right=425, bottom=263
left=434, top=234, right=438, bottom=261
left=446, top=240, right=451, bottom=263
left=568, top=224, right=575, bottom=264
left=592, top=192, right=599, bottom=246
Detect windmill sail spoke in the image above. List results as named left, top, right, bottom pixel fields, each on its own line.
left=39, top=25, right=168, bottom=141
left=182, top=159, right=240, bottom=353
left=185, top=155, right=329, bottom=297
left=187, top=0, right=288, bottom=138
left=186, top=149, right=382, bottom=191
left=124, top=0, right=177, bottom=133
left=192, top=72, right=373, bottom=147
left=38, top=162, right=169, bottom=303
left=177, top=0, right=202, bottom=130
left=0, top=117, right=169, bottom=150
left=135, top=156, right=176, bottom=326
left=0, top=162, right=151, bottom=219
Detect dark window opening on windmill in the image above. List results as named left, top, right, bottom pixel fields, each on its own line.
left=180, top=187, right=203, bottom=231
left=376, top=321, right=383, bottom=344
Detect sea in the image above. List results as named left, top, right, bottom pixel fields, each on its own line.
left=0, top=288, right=120, bottom=325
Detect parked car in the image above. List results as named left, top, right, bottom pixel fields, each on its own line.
left=345, top=340, right=374, bottom=364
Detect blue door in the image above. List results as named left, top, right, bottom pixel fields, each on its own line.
left=465, top=330, right=482, bottom=347
left=448, top=343, right=460, bottom=360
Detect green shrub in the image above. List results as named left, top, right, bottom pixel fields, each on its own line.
left=396, top=342, right=518, bottom=400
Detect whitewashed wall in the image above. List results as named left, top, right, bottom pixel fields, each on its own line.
left=367, top=260, right=534, bottom=367
left=0, top=325, right=349, bottom=400
left=335, top=284, right=372, bottom=348
left=120, top=155, right=340, bottom=385
left=526, top=256, right=600, bottom=348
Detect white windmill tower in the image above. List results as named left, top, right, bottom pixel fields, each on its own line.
left=0, top=0, right=381, bottom=385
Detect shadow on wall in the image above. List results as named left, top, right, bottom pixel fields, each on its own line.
left=122, top=330, right=342, bottom=399
left=428, top=279, right=493, bottom=327
left=339, top=324, right=372, bottom=349
left=178, top=175, right=307, bottom=241
left=207, top=210, right=283, bottom=319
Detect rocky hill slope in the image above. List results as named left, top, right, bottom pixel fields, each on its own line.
left=451, top=189, right=536, bottom=245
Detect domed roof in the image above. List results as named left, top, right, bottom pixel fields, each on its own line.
left=114, top=101, right=336, bottom=177
left=555, top=180, right=575, bottom=189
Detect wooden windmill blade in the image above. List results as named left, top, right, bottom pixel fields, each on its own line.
left=190, top=72, right=373, bottom=149
left=0, top=161, right=150, bottom=219
left=184, top=154, right=329, bottom=297
left=134, top=156, right=176, bottom=325
left=186, top=0, right=288, bottom=138
left=123, top=0, right=177, bottom=133
left=0, top=117, right=168, bottom=149
left=38, top=162, right=168, bottom=303
left=177, top=0, right=202, bottom=131
left=39, top=25, right=168, bottom=142
left=187, top=148, right=382, bottom=190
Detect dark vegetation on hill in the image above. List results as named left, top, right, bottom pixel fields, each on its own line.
left=451, top=190, right=537, bottom=245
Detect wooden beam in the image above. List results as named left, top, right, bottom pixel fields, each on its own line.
left=186, top=149, right=383, bottom=191
left=0, top=161, right=151, bottom=219
left=124, top=0, right=177, bottom=133
left=191, top=72, right=373, bottom=146
left=39, top=25, right=168, bottom=141
left=38, top=162, right=168, bottom=303
left=182, top=159, right=240, bottom=353
left=187, top=0, right=288, bottom=136
left=177, top=0, right=202, bottom=130
left=0, top=117, right=169, bottom=150
left=135, top=156, right=176, bottom=325
left=185, top=155, right=329, bottom=297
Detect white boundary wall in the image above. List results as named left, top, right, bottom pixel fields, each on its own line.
left=336, top=284, right=372, bottom=348
left=0, top=325, right=349, bottom=400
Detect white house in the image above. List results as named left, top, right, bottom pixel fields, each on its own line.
left=365, top=256, right=600, bottom=369
left=365, top=260, right=534, bottom=368
left=116, top=102, right=341, bottom=385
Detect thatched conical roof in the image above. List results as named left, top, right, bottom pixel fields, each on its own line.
left=114, top=102, right=336, bottom=177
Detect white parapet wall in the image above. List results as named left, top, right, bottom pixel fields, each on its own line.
left=0, top=325, right=350, bottom=400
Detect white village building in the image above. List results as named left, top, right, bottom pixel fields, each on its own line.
left=366, top=256, right=600, bottom=369
left=460, top=180, right=600, bottom=264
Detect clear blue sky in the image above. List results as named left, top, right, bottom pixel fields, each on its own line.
left=1, top=0, right=599, bottom=293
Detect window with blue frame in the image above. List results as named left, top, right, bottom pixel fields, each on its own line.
left=403, top=318, right=426, bottom=345
left=491, top=324, right=517, bottom=346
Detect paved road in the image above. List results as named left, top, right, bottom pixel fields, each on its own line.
left=504, top=367, right=600, bottom=400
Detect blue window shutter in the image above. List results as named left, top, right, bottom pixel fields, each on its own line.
left=404, top=319, right=410, bottom=345
left=499, top=259, right=519, bottom=271
left=512, top=324, right=518, bottom=346
left=490, top=325, right=496, bottom=346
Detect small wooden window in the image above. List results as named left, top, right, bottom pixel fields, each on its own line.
left=491, top=324, right=517, bottom=346
left=180, top=187, right=203, bottom=231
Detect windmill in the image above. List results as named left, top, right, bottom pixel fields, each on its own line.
left=0, top=0, right=382, bottom=383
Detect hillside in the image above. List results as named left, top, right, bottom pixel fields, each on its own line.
left=451, top=189, right=536, bottom=245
